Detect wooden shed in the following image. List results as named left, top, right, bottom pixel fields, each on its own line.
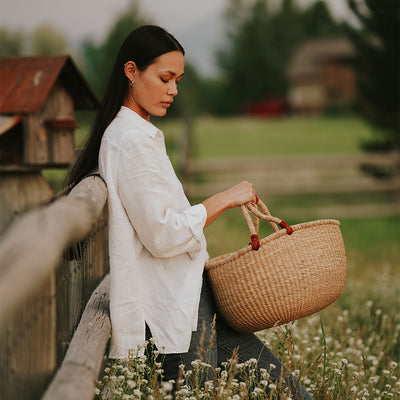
left=0, top=55, right=99, bottom=169
left=287, top=39, right=355, bottom=113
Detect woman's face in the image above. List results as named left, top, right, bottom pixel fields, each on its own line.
left=124, top=51, right=185, bottom=121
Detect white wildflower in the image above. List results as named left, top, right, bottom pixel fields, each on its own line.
left=191, top=359, right=200, bottom=368
left=390, top=361, right=398, bottom=369
left=269, top=383, right=277, bottom=390
left=370, top=376, right=380, bottom=383
left=127, top=379, right=136, bottom=389
left=162, top=381, right=173, bottom=392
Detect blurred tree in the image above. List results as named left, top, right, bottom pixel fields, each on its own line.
left=217, top=0, right=345, bottom=114
left=169, top=62, right=201, bottom=116
left=0, top=27, right=25, bottom=56
left=301, top=1, right=346, bottom=38
left=346, top=0, right=399, bottom=151
left=218, top=0, right=274, bottom=113
left=82, top=0, right=150, bottom=98
left=31, top=23, right=68, bottom=55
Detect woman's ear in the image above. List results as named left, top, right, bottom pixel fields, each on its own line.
left=124, top=61, right=137, bottom=83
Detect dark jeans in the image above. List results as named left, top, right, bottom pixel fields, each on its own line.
left=146, top=276, right=312, bottom=399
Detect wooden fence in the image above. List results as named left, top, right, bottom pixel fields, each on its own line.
left=0, top=175, right=108, bottom=400
left=183, top=152, right=400, bottom=218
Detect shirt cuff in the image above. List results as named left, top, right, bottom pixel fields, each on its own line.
left=184, top=204, right=207, bottom=259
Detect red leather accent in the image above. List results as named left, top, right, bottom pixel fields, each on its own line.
left=250, top=234, right=260, bottom=250
left=279, top=220, right=294, bottom=235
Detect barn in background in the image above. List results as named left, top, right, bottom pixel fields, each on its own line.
left=287, top=39, right=355, bottom=113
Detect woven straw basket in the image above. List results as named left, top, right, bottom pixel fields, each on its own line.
left=204, top=199, right=347, bottom=334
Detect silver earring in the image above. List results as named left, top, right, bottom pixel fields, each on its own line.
left=129, top=80, right=134, bottom=88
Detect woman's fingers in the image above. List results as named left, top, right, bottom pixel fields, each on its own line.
left=227, top=181, right=257, bottom=207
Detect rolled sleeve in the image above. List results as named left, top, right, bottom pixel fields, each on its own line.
left=116, top=137, right=206, bottom=259
left=184, top=203, right=207, bottom=258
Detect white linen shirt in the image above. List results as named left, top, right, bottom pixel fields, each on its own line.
left=99, top=106, right=208, bottom=358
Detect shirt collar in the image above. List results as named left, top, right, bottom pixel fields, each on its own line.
left=117, top=106, right=161, bottom=138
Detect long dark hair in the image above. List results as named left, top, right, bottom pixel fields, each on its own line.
left=65, top=25, right=185, bottom=188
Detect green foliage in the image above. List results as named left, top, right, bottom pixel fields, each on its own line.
left=167, top=62, right=204, bottom=118
left=31, top=23, right=68, bottom=55
left=82, top=0, right=150, bottom=98
left=0, top=23, right=68, bottom=56
left=345, top=0, right=400, bottom=151
left=217, top=0, right=345, bottom=114
left=0, top=27, right=24, bottom=56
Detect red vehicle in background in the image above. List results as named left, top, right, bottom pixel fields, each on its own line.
left=245, top=98, right=290, bottom=117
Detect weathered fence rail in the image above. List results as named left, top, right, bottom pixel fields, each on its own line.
left=0, top=174, right=108, bottom=400
left=43, top=274, right=111, bottom=400
left=184, top=152, right=400, bottom=218
left=184, top=152, right=399, bottom=198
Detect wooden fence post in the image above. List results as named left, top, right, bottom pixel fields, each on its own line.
left=0, top=172, right=56, bottom=400
left=0, top=174, right=108, bottom=400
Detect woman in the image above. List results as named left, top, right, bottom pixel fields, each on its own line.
left=67, top=25, right=312, bottom=399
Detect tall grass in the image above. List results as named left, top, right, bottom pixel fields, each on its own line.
left=95, top=270, right=399, bottom=399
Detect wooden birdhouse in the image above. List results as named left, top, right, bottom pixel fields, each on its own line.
left=0, top=55, right=99, bottom=170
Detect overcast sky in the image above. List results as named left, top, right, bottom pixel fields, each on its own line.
left=0, top=0, right=353, bottom=76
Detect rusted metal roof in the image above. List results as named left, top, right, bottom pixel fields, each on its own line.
left=0, top=55, right=99, bottom=114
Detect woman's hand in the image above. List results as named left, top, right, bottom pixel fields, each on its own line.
left=222, top=180, right=257, bottom=208
left=202, top=181, right=257, bottom=228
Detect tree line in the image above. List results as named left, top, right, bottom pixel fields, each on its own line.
left=1, top=0, right=398, bottom=151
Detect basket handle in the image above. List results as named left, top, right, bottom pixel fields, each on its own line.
left=240, top=198, right=293, bottom=250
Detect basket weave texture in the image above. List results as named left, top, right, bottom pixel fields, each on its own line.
left=204, top=201, right=347, bottom=334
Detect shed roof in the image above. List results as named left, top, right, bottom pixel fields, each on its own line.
left=287, top=39, right=354, bottom=82
left=0, top=55, right=99, bottom=114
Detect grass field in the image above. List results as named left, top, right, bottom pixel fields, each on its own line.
left=86, top=115, right=399, bottom=399
left=159, top=115, right=375, bottom=159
